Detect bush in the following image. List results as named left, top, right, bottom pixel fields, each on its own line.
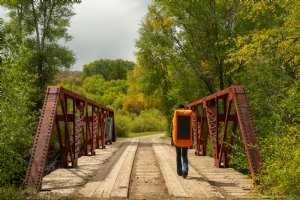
left=0, top=146, right=26, bottom=186
left=130, top=109, right=167, bottom=133
left=114, top=109, right=167, bottom=136
left=258, top=125, right=300, bottom=197
left=0, top=59, right=37, bottom=185
left=115, top=111, right=132, bottom=137
left=229, top=133, right=250, bottom=175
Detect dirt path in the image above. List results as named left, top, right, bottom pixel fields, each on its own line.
left=40, top=134, right=254, bottom=199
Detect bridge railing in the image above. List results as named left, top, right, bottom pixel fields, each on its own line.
left=24, top=86, right=115, bottom=191
left=187, top=85, right=263, bottom=182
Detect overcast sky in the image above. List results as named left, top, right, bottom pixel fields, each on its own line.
left=1, top=0, right=151, bottom=71
left=67, top=0, right=151, bottom=70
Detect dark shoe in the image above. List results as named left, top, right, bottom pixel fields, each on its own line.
left=182, top=171, right=188, bottom=178
left=177, top=173, right=182, bottom=176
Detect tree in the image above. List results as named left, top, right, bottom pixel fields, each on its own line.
left=1, top=0, right=78, bottom=108
left=227, top=1, right=300, bottom=195
left=81, top=74, right=128, bottom=106
left=0, top=16, right=37, bottom=185
left=83, top=59, right=135, bottom=81
left=135, top=0, right=246, bottom=118
left=136, top=1, right=300, bottom=196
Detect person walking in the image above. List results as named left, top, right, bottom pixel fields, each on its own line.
left=170, top=104, right=192, bottom=178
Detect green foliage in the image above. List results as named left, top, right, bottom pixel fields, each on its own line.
left=0, top=186, right=58, bottom=200
left=259, top=126, right=300, bottom=196
left=135, top=0, right=300, bottom=197
left=229, top=133, right=250, bottom=175
left=123, top=94, right=146, bottom=114
left=0, top=0, right=78, bottom=187
left=114, top=109, right=167, bottom=137
left=125, top=68, right=160, bottom=113
left=255, top=79, right=300, bottom=196
left=0, top=68, right=36, bottom=185
left=83, top=59, right=135, bottom=80
left=225, top=1, right=300, bottom=196
left=0, top=186, right=25, bottom=200
left=231, top=61, right=292, bottom=136
left=0, top=20, right=37, bottom=185
left=55, top=71, right=83, bottom=86
left=130, top=109, right=167, bottom=133
left=57, top=70, right=168, bottom=138
left=1, top=0, right=78, bottom=108
left=0, top=186, right=32, bottom=200
left=115, top=110, right=132, bottom=137
left=135, top=0, right=254, bottom=119
left=0, top=146, right=26, bottom=186
left=82, top=74, right=128, bottom=106
left=58, top=72, right=129, bottom=108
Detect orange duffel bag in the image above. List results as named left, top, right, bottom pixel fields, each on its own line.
left=172, top=109, right=193, bottom=147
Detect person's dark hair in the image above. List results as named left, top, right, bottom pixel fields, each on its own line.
left=178, top=104, right=185, bottom=109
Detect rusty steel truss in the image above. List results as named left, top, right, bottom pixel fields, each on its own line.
left=187, top=86, right=263, bottom=181
left=24, top=86, right=116, bottom=191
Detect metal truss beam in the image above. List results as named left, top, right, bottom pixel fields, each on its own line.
left=187, top=86, right=263, bottom=182
left=24, top=86, right=116, bottom=191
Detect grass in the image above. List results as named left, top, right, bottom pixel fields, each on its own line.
left=160, top=135, right=168, bottom=139
left=0, top=185, right=59, bottom=200
left=128, top=131, right=166, bottom=138
left=117, top=131, right=166, bottom=140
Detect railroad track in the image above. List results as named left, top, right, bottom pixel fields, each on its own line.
left=129, top=138, right=168, bottom=199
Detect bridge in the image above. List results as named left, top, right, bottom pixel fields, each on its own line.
left=24, top=86, right=263, bottom=199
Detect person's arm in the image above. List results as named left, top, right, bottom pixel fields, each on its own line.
left=169, top=124, right=172, bottom=137
left=170, top=124, right=174, bottom=146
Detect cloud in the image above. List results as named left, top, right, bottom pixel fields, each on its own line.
left=0, top=0, right=150, bottom=71
left=67, top=0, right=151, bottom=71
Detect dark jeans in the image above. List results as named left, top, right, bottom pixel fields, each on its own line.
left=175, top=146, right=188, bottom=176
